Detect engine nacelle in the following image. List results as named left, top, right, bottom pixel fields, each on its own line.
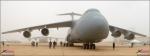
left=111, top=30, right=122, bottom=37
left=23, top=31, right=31, bottom=38
left=110, top=27, right=122, bottom=38
left=41, top=28, right=49, bottom=36
left=124, top=33, right=135, bottom=40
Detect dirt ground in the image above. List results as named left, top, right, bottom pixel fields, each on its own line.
left=1, top=42, right=150, bottom=56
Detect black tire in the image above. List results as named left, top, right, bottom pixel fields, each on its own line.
left=64, top=43, right=66, bottom=47
left=87, top=44, right=89, bottom=49
left=66, top=43, right=69, bottom=47
left=70, top=43, right=74, bottom=46
left=71, top=43, right=74, bottom=46
left=89, top=44, right=93, bottom=49
left=83, top=44, right=86, bottom=49
left=93, top=44, right=96, bottom=49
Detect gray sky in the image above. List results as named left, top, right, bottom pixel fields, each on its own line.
left=1, top=1, right=149, bottom=42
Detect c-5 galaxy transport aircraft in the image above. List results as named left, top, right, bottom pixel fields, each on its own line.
left=2, top=8, right=146, bottom=49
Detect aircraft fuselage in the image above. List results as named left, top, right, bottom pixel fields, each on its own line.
left=68, top=9, right=109, bottom=43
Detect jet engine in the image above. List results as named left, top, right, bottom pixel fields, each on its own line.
left=110, top=27, right=122, bottom=38
left=109, top=27, right=122, bottom=38
left=111, top=30, right=121, bottom=37
left=124, top=33, right=135, bottom=40
left=41, top=28, right=49, bottom=36
left=23, top=31, right=31, bottom=38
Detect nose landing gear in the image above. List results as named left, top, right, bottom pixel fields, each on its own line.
left=83, top=43, right=95, bottom=49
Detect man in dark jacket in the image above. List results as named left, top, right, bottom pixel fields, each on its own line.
left=53, top=41, right=57, bottom=48
left=49, top=41, right=52, bottom=48
left=113, top=42, right=115, bottom=50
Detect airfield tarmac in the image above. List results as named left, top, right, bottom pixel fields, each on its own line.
left=1, top=42, right=150, bottom=56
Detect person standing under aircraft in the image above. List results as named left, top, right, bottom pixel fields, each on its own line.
left=35, top=42, right=38, bottom=47
left=31, top=41, right=35, bottom=47
left=53, top=41, right=57, bottom=48
left=113, top=42, right=115, bottom=50
left=60, top=41, right=63, bottom=46
left=131, top=43, right=134, bottom=48
left=2, top=41, right=5, bottom=46
left=143, top=43, right=146, bottom=46
left=35, top=39, right=39, bottom=47
left=49, top=41, right=52, bottom=48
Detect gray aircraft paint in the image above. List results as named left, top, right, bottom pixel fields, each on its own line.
left=69, top=9, right=109, bottom=43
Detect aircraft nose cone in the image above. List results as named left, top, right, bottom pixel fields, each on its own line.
left=82, top=18, right=105, bottom=35
left=71, top=10, right=109, bottom=42
left=78, top=16, right=109, bottom=42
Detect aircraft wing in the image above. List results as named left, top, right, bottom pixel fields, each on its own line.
left=109, top=25, right=146, bottom=37
left=29, top=36, right=64, bottom=39
left=2, top=21, right=72, bottom=34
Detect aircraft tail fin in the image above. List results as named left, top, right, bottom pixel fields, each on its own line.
left=58, top=12, right=82, bottom=20
left=58, top=12, right=82, bottom=16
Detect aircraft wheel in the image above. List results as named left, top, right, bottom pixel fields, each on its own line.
left=64, top=43, right=68, bottom=47
left=89, top=43, right=93, bottom=49
left=66, top=43, right=69, bottom=47
left=87, top=44, right=89, bottom=49
left=72, top=43, right=74, bottom=46
left=69, top=43, right=74, bottom=46
left=92, top=44, right=96, bottom=49
left=63, top=43, right=66, bottom=47
left=83, top=43, right=95, bottom=49
left=83, top=44, right=86, bottom=49
left=85, top=43, right=90, bottom=49
left=89, top=43, right=95, bottom=49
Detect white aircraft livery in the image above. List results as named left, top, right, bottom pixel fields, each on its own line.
left=2, top=8, right=146, bottom=49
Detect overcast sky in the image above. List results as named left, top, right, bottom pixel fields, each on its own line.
left=1, top=1, right=149, bottom=42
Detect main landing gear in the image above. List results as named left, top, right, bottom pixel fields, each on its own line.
left=83, top=43, right=95, bottom=49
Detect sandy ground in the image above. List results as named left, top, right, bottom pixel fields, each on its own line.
left=0, top=42, right=150, bottom=56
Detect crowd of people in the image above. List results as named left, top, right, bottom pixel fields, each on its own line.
left=31, top=41, right=38, bottom=47
left=30, top=40, right=64, bottom=49
left=28, top=39, right=148, bottom=50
